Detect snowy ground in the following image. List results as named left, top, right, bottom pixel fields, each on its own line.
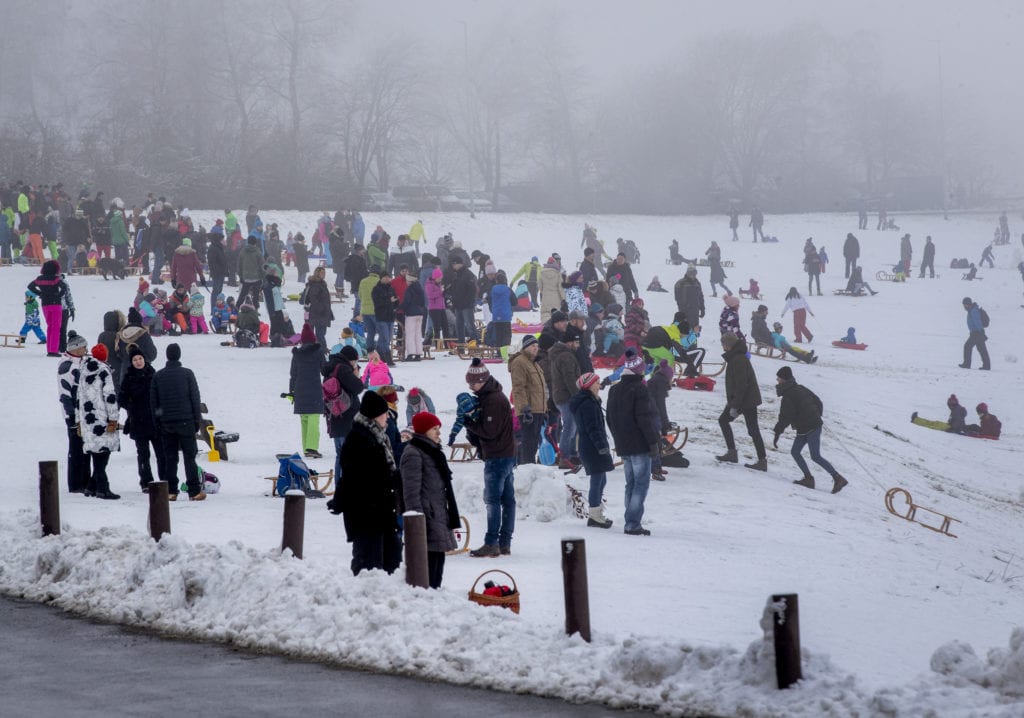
left=1, top=210, right=1023, bottom=717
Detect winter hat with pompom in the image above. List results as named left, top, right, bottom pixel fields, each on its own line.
left=576, top=372, right=600, bottom=391
left=465, top=357, right=490, bottom=384
left=947, top=394, right=959, bottom=406
left=91, top=344, right=108, bottom=362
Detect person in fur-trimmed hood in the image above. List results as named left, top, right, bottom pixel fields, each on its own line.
left=170, top=237, right=205, bottom=292
left=77, top=344, right=121, bottom=499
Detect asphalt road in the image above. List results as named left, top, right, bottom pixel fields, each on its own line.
left=0, top=596, right=650, bottom=718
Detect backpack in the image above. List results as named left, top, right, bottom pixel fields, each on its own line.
left=322, top=364, right=353, bottom=418
left=276, top=453, right=323, bottom=498
left=979, top=307, right=990, bottom=328
left=234, top=329, right=258, bottom=348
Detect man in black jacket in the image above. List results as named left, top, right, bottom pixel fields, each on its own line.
left=606, top=253, right=639, bottom=304
left=207, top=231, right=228, bottom=300
left=606, top=353, right=660, bottom=535
left=772, top=366, right=847, bottom=493
left=716, top=333, right=767, bottom=471
left=151, top=343, right=205, bottom=500
left=371, top=272, right=398, bottom=365
left=463, top=359, right=516, bottom=557
left=919, top=236, right=936, bottom=279
left=449, top=258, right=477, bottom=343
left=843, top=233, right=860, bottom=279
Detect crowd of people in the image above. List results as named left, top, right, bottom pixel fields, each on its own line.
left=6, top=178, right=1011, bottom=579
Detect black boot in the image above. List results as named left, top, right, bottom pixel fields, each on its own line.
left=715, top=449, right=738, bottom=463
left=744, top=458, right=767, bottom=471
left=831, top=474, right=848, bottom=494
left=793, top=475, right=815, bottom=489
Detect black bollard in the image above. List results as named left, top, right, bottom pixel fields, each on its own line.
left=39, top=461, right=60, bottom=537
left=561, top=537, right=591, bottom=642
left=148, top=481, right=171, bottom=541
left=281, top=490, right=305, bottom=559
left=403, top=512, right=428, bottom=588
left=771, top=593, right=802, bottom=689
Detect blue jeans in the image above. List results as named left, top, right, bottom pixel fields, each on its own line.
left=790, top=427, right=837, bottom=477
left=375, top=320, right=393, bottom=362
left=555, top=402, right=578, bottom=460
left=622, top=454, right=651, bottom=531
left=363, top=315, right=377, bottom=355
left=455, top=307, right=475, bottom=343
left=483, top=457, right=516, bottom=547
left=588, top=471, right=607, bottom=508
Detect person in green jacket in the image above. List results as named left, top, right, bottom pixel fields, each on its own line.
left=358, top=268, right=381, bottom=356
left=367, top=234, right=388, bottom=273
left=109, top=203, right=131, bottom=263
left=408, top=220, right=425, bottom=256
left=509, top=256, right=542, bottom=309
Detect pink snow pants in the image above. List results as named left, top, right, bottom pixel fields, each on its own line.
left=43, top=304, right=63, bottom=354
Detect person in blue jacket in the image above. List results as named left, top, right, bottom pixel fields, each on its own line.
left=959, top=297, right=990, bottom=370
left=488, top=270, right=515, bottom=354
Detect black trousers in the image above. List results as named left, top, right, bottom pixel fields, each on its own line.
left=719, top=406, right=766, bottom=460
left=844, top=257, right=856, bottom=279
left=517, top=413, right=544, bottom=464
left=919, top=259, right=934, bottom=278
left=85, top=451, right=112, bottom=493
left=350, top=531, right=402, bottom=577
left=66, top=424, right=89, bottom=492
left=159, top=421, right=202, bottom=496
left=135, top=436, right=166, bottom=488
left=963, top=331, right=991, bottom=369
left=59, top=309, right=70, bottom=352
left=427, top=551, right=446, bottom=589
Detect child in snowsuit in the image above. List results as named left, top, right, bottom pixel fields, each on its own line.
left=361, top=351, right=394, bottom=389
left=738, top=278, right=761, bottom=300
left=818, top=247, right=828, bottom=274
left=602, top=304, right=625, bottom=355
left=330, top=326, right=367, bottom=357
left=210, top=293, right=235, bottom=333
left=189, top=287, right=210, bottom=334
left=19, top=291, right=47, bottom=344
left=838, top=327, right=858, bottom=345
left=771, top=322, right=817, bottom=363
left=911, top=394, right=967, bottom=434
left=447, top=392, right=481, bottom=447
left=404, top=387, right=436, bottom=426
left=646, top=276, right=668, bottom=293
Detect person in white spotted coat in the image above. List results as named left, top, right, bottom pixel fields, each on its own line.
left=76, top=343, right=121, bottom=499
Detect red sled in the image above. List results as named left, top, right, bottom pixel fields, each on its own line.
left=591, top=355, right=621, bottom=370
left=512, top=323, right=543, bottom=334
left=674, top=376, right=716, bottom=391
left=831, top=341, right=868, bottom=350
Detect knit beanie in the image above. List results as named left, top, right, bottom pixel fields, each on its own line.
left=339, top=345, right=359, bottom=362
left=465, top=357, right=490, bottom=384
left=359, top=390, right=389, bottom=419
left=520, top=335, right=538, bottom=350
left=166, top=343, right=181, bottom=361
left=91, top=344, right=108, bottom=362
left=127, top=307, right=143, bottom=326
left=947, top=394, right=959, bottom=406
left=658, top=359, right=674, bottom=380
left=576, top=372, right=600, bottom=391
left=300, top=323, right=317, bottom=344
left=776, top=365, right=794, bottom=382
left=411, top=411, right=442, bottom=435
left=976, top=402, right=988, bottom=414
left=378, top=386, right=399, bottom=406
left=624, top=354, right=645, bottom=375
left=128, top=346, right=145, bottom=360
left=66, top=331, right=88, bottom=355
left=724, top=294, right=740, bottom=308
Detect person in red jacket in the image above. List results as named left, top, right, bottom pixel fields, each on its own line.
left=966, top=403, right=1001, bottom=439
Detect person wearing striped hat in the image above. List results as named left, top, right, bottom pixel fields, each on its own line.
left=570, top=372, right=613, bottom=528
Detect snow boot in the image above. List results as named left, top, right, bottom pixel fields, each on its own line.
left=744, top=458, right=768, bottom=471
left=911, top=412, right=918, bottom=422
left=469, top=544, right=500, bottom=558
left=587, top=506, right=613, bottom=529
left=831, top=474, right=848, bottom=494
left=715, top=449, right=738, bottom=463
left=624, top=527, right=651, bottom=536
left=793, top=475, right=815, bottom=489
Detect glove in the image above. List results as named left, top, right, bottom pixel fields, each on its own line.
left=520, top=411, right=533, bottom=425
left=447, top=435, right=456, bottom=447
left=70, top=310, right=76, bottom=321
left=326, top=498, right=342, bottom=515
left=729, top=407, right=740, bottom=419
left=773, top=432, right=781, bottom=449
left=106, top=420, right=118, bottom=434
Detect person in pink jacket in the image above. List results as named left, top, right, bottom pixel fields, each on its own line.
left=170, top=238, right=205, bottom=291
left=361, top=351, right=394, bottom=389
left=425, top=267, right=448, bottom=343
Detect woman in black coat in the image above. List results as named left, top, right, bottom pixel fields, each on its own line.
left=118, top=347, right=165, bottom=491
left=568, top=373, right=614, bottom=528
left=290, top=324, right=326, bottom=459
left=322, top=346, right=364, bottom=479
left=333, top=391, right=402, bottom=577
left=400, top=412, right=461, bottom=588
left=303, top=266, right=334, bottom=348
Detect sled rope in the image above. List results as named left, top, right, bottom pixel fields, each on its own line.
left=824, top=424, right=888, bottom=491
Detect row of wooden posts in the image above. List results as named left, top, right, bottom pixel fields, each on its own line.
left=37, top=460, right=803, bottom=690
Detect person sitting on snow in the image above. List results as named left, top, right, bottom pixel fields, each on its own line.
left=770, top=322, right=817, bottom=364
left=911, top=394, right=967, bottom=434
left=837, top=327, right=858, bottom=345
left=646, top=275, right=668, bottom=293
left=845, top=266, right=878, bottom=296
left=963, top=263, right=978, bottom=281
left=965, top=402, right=1001, bottom=439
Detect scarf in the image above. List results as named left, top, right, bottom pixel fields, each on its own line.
left=355, top=412, right=396, bottom=473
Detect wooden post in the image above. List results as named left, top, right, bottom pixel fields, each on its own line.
left=561, top=537, right=591, bottom=642
left=771, top=593, right=802, bottom=689
left=147, top=481, right=171, bottom=541
left=39, top=461, right=60, bottom=537
left=281, top=490, right=305, bottom=559
left=403, top=512, right=429, bottom=588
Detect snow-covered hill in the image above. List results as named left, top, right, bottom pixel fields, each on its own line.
left=1, top=210, right=1022, bottom=716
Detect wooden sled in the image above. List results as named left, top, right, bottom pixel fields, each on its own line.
left=446, top=516, right=471, bottom=555
left=197, top=402, right=239, bottom=460
left=831, top=341, right=868, bottom=350
left=265, top=469, right=335, bottom=497
left=748, top=341, right=783, bottom=359
left=884, top=487, right=960, bottom=538
left=699, top=361, right=726, bottom=377
left=833, top=289, right=866, bottom=297
left=1, top=333, right=26, bottom=348
left=449, top=443, right=478, bottom=462
left=876, top=270, right=903, bottom=281
left=662, top=424, right=689, bottom=453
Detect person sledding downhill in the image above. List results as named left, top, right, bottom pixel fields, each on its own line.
left=770, top=322, right=817, bottom=364
left=911, top=394, right=967, bottom=434
left=965, top=403, right=1001, bottom=439
left=642, top=312, right=705, bottom=378
left=771, top=366, right=848, bottom=494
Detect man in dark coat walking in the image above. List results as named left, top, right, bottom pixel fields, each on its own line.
left=919, top=236, right=936, bottom=278
left=606, top=353, right=660, bottom=535
left=843, top=233, right=860, bottom=279
left=674, top=267, right=705, bottom=329
left=772, top=366, right=847, bottom=493
left=151, top=343, right=205, bottom=500
left=716, top=333, right=767, bottom=471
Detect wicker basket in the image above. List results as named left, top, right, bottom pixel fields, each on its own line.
left=468, top=569, right=520, bottom=614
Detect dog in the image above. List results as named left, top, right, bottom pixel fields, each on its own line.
left=98, top=257, right=127, bottom=280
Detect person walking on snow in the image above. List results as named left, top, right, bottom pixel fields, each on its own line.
left=959, top=297, right=990, bottom=370
left=919, top=236, right=936, bottom=278
left=781, top=287, right=814, bottom=343
left=716, top=333, right=768, bottom=471
left=771, top=365, right=847, bottom=493
left=842, top=232, right=860, bottom=279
